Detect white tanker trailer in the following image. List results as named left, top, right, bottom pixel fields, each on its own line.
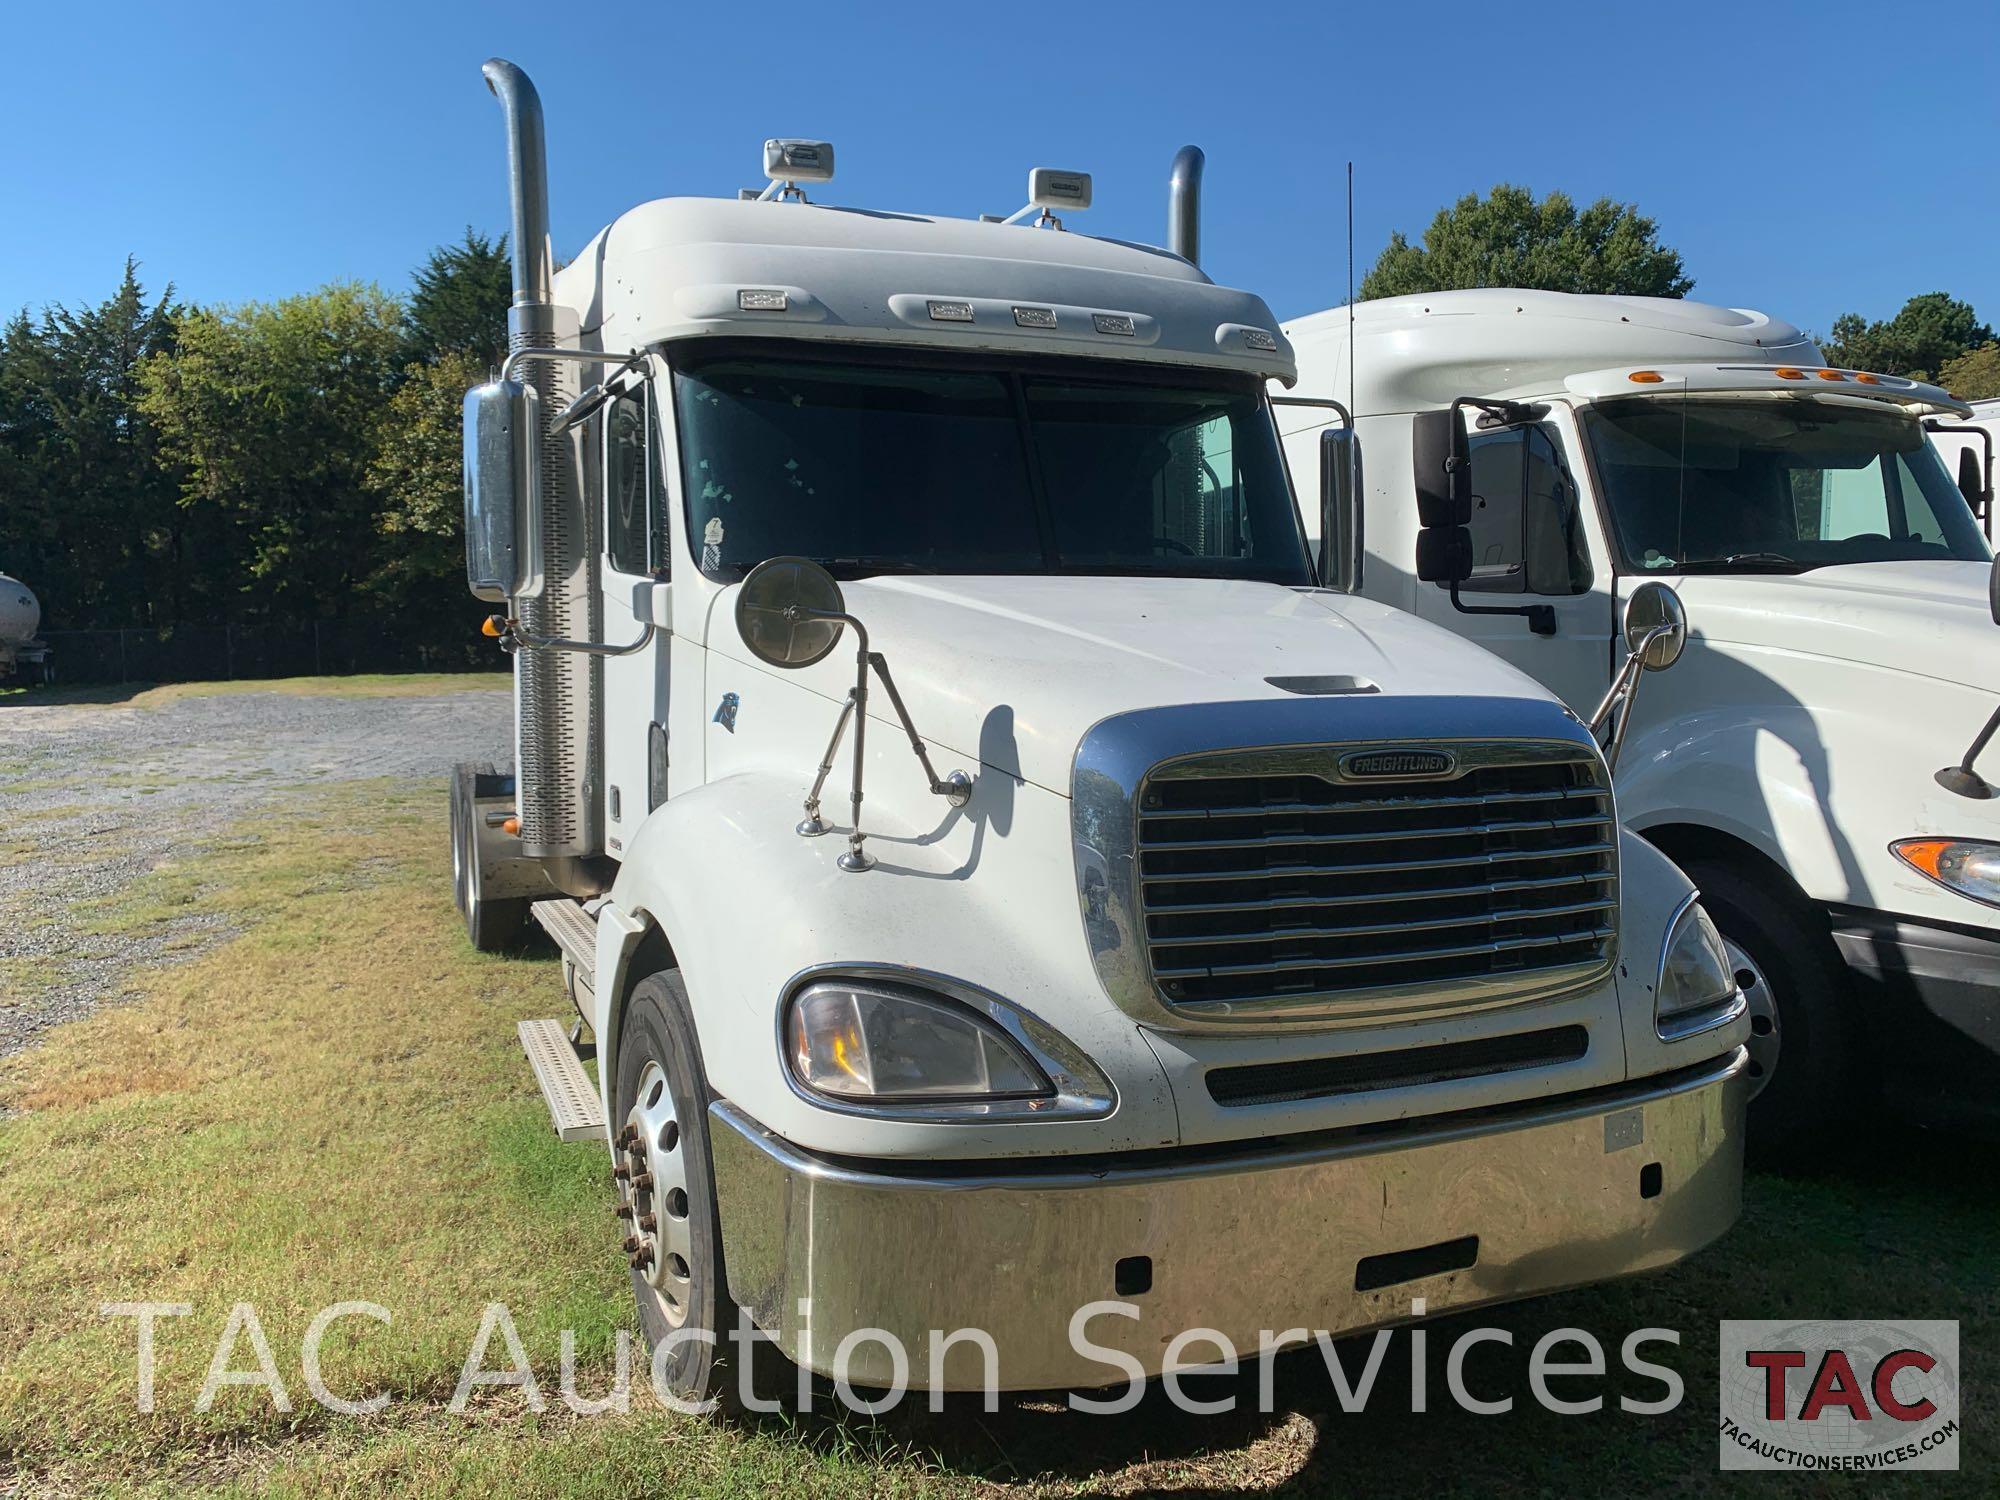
left=0, top=573, right=52, bottom=686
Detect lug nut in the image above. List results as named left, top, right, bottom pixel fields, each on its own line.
left=619, top=1125, right=639, bottom=1146
left=630, top=1246, right=655, bottom=1269
left=639, top=1213, right=658, bottom=1232
left=613, top=1204, right=634, bottom=1220
left=632, top=1172, right=654, bottom=1191
left=613, top=1165, right=631, bottom=1182
left=622, top=1235, right=642, bottom=1254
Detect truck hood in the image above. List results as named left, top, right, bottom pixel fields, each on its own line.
left=713, top=575, right=1559, bottom=793
left=1670, top=560, right=2000, bottom=693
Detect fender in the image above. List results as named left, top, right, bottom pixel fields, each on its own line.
left=1617, top=704, right=1852, bottom=904
left=591, top=769, right=1179, bottom=1161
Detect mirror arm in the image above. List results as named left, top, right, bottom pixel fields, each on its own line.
left=498, top=345, right=648, bottom=384
left=1588, top=622, right=1675, bottom=772
left=1448, top=576, right=1558, bottom=636
left=868, top=652, right=975, bottom=806
left=799, top=690, right=860, bottom=835
left=494, top=617, right=656, bottom=657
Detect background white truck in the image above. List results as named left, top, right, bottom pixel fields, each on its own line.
left=0, top=572, right=52, bottom=686
left=452, top=63, right=1749, bottom=1405
left=1282, top=290, right=2000, bottom=1150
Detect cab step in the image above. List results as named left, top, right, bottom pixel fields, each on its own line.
left=518, top=1017, right=605, bottom=1142
left=531, top=898, right=598, bottom=984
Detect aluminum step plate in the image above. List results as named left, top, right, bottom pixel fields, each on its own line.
left=531, top=898, right=598, bottom=982
left=518, top=1017, right=605, bottom=1142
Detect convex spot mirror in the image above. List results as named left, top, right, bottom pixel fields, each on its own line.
left=1623, top=580, right=1688, bottom=672
left=736, top=556, right=846, bottom=668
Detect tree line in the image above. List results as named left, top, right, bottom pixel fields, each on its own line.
left=0, top=233, right=510, bottom=650
left=3, top=193, right=1993, bottom=661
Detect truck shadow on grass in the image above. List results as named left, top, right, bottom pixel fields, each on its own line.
left=733, top=1133, right=1998, bottom=1495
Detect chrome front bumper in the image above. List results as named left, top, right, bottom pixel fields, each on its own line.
left=710, top=1048, right=1749, bottom=1391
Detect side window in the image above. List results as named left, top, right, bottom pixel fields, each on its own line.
left=1452, top=423, right=1592, bottom=596
left=606, top=385, right=650, bottom=576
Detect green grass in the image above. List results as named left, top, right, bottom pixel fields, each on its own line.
left=0, top=781, right=1994, bottom=1495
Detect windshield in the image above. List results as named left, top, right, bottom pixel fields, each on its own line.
left=1581, top=397, right=1991, bottom=574
left=671, top=347, right=1313, bottom=584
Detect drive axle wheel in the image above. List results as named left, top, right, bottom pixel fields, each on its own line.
left=450, top=763, right=526, bottom=952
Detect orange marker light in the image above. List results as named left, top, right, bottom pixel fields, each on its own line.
left=481, top=616, right=504, bottom=638
left=501, top=816, right=521, bottom=836
left=1815, top=369, right=1846, bottom=381
left=1629, top=370, right=1665, bottom=384
left=1774, top=367, right=1805, bottom=380
left=1892, top=839, right=1952, bottom=881
left=1854, top=372, right=1881, bottom=385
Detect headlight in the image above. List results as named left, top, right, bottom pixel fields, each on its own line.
left=1891, top=838, right=2000, bottom=909
left=786, top=980, right=1054, bottom=1102
left=1655, top=899, right=1738, bottom=1039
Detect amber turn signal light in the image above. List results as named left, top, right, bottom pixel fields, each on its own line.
left=1628, top=370, right=1665, bottom=384
left=1890, top=838, right=1952, bottom=881
left=501, top=816, right=521, bottom=836
left=481, top=616, right=505, bottom=638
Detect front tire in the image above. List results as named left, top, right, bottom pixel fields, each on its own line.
left=1683, top=857, right=1859, bottom=1163
left=615, top=971, right=756, bottom=1410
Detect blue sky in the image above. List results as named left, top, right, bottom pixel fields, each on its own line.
left=2, top=1, right=1991, bottom=340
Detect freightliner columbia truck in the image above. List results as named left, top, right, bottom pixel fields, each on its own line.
left=1282, top=290, right=2000, bottom=1153
left=450, top=62, right=1750, bottom=1404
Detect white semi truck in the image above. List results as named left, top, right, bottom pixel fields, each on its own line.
left=452, top=62, right=1749, bottom=1404
left=1282, top=290, right=2000, bottom=1152
left=0, top=572, right=52, bottom=686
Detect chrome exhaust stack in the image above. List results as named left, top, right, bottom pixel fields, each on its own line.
left=1168, top=145, right=1203, bottom=267
left=483, top=58, right=602, bottom=878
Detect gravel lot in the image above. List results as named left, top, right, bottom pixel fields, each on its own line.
left=0, top=686, right=510, bottom=1058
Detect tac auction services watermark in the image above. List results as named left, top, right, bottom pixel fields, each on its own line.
left=1719, top=1319, right=1959, bottom=1472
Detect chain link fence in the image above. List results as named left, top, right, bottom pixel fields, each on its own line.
left=35, top=620, right=497, bottom=686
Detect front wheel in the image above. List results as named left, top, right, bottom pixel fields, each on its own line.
left=615, top=971, right=775, bottom=1410
left=1683, top=857, right=1859, bottom=1163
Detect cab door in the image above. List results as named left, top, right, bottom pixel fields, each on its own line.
left=599, top=374, right=672, bottom=859
left=1411, top=408, right=1617, bottom=715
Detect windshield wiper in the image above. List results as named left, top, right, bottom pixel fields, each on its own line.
left=1666, top=553, right=1809, bottom=574
left=819, top=557, right=940, bottom=577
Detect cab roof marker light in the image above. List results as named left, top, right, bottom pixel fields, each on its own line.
left=1243, top=327, right=1279, bottom=352
left=1629, top=370, right=1665, bottom=384
left=1773, top=367, right=1806, bottom=379
left=737, top=288, right=789, bottom=312
left=1815, top=369, right=1847, bottom=381
left=1012, top=306, right=1057, bottom=329
left=926, top=300, right=974, bottom=323
left=1092, top=313, right=1136, bottom=337
left=1855, top=372, right=1882, bottom=385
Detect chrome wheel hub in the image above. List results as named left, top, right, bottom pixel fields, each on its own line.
left=620, top=1059, right=693, bottom=1327
left=1726, top=938, right=1779, bottom=1099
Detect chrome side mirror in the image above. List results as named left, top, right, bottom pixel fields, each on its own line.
left=734, top=555, right=972, bottom=872
left=1591, top=581, right=1689, bottom=773
left=1623, top=579, right=1688, bottom=672
left=734, top=556, right=847, bottom=668
left=462, top=379, right=543, bottom=602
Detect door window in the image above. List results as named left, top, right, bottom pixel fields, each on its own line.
left=1450, top=423, right=1593, bottom=596
left=606, top=383, right=668, bottom=578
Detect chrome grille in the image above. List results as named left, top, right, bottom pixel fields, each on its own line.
left=1136, top=742, right=1616, bottom=1012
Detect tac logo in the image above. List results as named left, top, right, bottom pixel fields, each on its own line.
left=1719, top=1320, right=1959, bottom=1472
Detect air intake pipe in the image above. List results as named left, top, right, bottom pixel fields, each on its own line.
left=1168, top=145, right=1204, bottom=267
left=481, top=58, right=603, bottom=881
